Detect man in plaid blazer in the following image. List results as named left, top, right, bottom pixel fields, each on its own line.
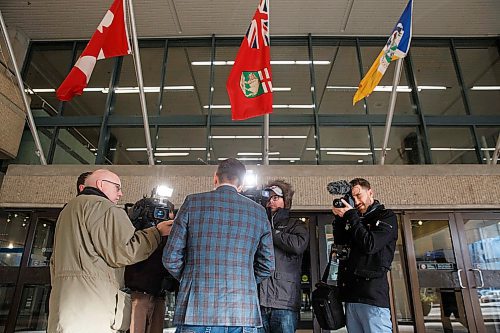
left=163, top=158, right=275, bottom=333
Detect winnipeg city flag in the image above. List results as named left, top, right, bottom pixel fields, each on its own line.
left=226, top=0, right=273, bottom=121
left=56, top=0, right=131, bottom=101
left=353, top=0, right=413, bottom=105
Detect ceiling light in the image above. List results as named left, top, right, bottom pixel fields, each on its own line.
left=192, top=60, right=330, bottom=66
left=203, top=105, right=231, bottom=109
left=164, top=86, right=195, bottom=90
left=203, top=104, right=314, bottom=109
left=156, top=147, right=206, bottom=151
left=25, top=88, right=55, bottom=94
left=154, top=152, right=190, bottom=157
left=238, top=152, right=262, bottom=156
left=269, top=157, right=301, bottom=161
left=83, top=87, right=104, bottom=92
left=326, top=85, right=446, bottom=92
left=272, top=87, right=292, bottom=92
left=127, top=147, right=206, bottom=151
left=417, top=86, right=447, bottom=91
left=126, top=148, right=147, bottom=151
left=211, top=135, right=261, bottom=139
left=430, top=148, right=475, bottom=151
left=237, top=152, right=280, bottom=156
left=270, top=135, right=307, bottom=139
left=471, top=86, right=500, bottom=91
left=326, top=151, right=373, bottom=156
left=307, top=147, right=372, bottom=151
left=210, top=136, right=306, bottom=139
left=218, top=157, right=261, bottom=161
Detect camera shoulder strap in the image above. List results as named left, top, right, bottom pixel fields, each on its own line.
left=321, top=244, right=336, bottom=283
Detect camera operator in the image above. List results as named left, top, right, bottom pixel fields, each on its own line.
left=331, top=178, right=397, bottom=333
left=259, top=180, right=309, bottom=333
left=125, top=198, right=176, bottom=333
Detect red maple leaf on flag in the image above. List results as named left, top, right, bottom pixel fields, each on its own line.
left=56, top=0, right=131, bottom=101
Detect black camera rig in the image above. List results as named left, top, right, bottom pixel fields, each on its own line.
left=126, top=195, right=173, bottom=230
left=241, top=187, right=272, bottom=207
left=327, top=180, right=355, bottom=208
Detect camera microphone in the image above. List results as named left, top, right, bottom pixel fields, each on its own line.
left=327, top=180, right=351, bottom=195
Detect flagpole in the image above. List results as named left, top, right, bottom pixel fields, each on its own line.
left=0, top=11, right=47, bottom=165
left=126, top=0, right=155, bottom=165
left=263, top=0, right=270, bottom=166
left=493, top=133, right=500, bottom=164
left=263, top=114, right=270, bottom=165
left=380, top=58, right=403, bottom=165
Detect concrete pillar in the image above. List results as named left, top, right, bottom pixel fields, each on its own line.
left=0, top=26, right=30, bottom=160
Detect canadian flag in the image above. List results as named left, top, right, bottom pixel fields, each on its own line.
left=56, top=0, right=131, bottom=101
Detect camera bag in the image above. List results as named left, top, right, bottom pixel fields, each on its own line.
left=311, top=244, right=346, bottom=330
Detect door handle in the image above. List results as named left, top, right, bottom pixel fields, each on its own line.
left=457, top=269, right=466, bottom=289
left=470, top=268, right=485, bottom=288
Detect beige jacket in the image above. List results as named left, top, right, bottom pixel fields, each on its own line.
left=47, top=193, right=161, bottom=333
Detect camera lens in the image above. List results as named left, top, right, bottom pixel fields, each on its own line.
left=333, top=199, right=345, bottom=208
left=153, top=207, right=167, bottom=219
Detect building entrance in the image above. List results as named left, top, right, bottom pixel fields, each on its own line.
left=403, top=212, right=500, bottom=333
left=1, top=210, right=499, bottom=333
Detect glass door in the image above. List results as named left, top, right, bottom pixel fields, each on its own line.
left=456, top=213, right=500, bottom=333
left=403, top=213, right=475, bottom=333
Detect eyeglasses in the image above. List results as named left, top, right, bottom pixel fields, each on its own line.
left=269, top=195, right=282, bottom=202
left=101, top=179, right=122, bottom=192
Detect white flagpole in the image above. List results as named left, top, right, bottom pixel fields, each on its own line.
left=0, top=11, right=47, bottom=165
left=263, top=0, right=270, bottom=166
left=380, top=58, right=403, bottom=165
left=493, top=133, right=500, bottom=164
left=126, top=0, right=155, bottom=165
left=263, top=114, right=270, bottom=165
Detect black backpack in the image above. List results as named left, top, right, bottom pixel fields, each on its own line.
left=311, top=245, right=346, bottom=330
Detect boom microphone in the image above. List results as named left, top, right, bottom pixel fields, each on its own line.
left=326, top=180, right=351, bottom=195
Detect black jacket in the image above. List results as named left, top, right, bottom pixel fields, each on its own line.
left=259, top=208, right=309, bottom=311
left=335, top=201, right=397, bottom=308
left=124, top=237, right=178, bottom=296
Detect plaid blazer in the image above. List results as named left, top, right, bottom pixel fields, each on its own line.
left=163, top=185, right=275, bottom=327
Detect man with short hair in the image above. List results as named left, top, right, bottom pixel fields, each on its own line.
left=332, top=178, right=398, bottom=333
left=48, top=169, right=172, bottom=333
left=76, top=171, right=92, bottom=194
left=259, top=180, right=309, bottom=333
left=163, top=158, right=275, bottom=333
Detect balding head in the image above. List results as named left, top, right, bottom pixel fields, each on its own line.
left=86, top=169, right=123, bottom=204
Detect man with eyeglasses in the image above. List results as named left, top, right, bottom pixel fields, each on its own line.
left=48, top=169, right=172, bottom=333
left=259, top=180, right=309, bottom=333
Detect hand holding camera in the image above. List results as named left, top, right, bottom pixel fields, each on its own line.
left=156, top=219, right=174, bottom=236
left=332, top=198, right=353, bottom=217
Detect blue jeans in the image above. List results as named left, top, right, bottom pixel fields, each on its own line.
left=176, top=326, right=258, bottom=333
left=345, top=302, right=392, bottom=333
left=258, top=307, right=298, bottom=333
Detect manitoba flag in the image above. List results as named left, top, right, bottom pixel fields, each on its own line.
left=353, top=0, right=413, bottom=105
left=56, top=0, right=131, bottom=101
left=226, top=0, right=273, bottom=121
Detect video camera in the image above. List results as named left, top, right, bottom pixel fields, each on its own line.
left=327, top=180, right=355, bottom=208
left=242, top=187, right=272, bottom=207
left=327, top=180, right=356, bottom=248
left=126, top=189, right=174, bottom=230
